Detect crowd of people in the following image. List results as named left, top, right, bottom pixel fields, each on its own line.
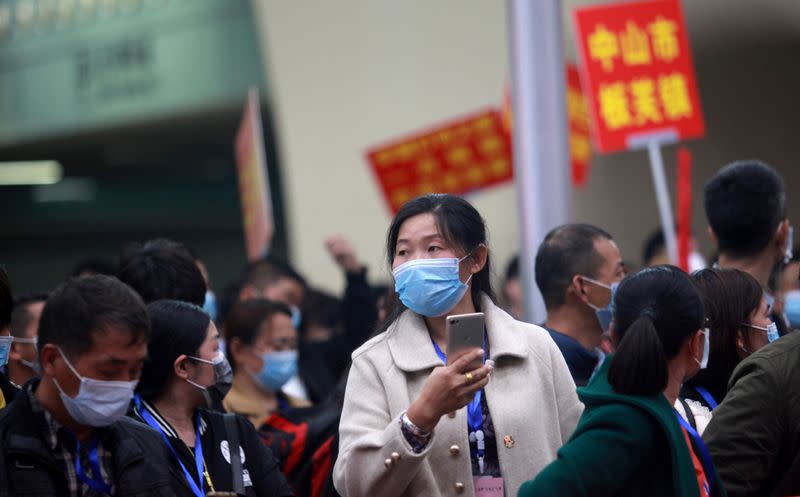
left=0, top=158, right=797, bottom=497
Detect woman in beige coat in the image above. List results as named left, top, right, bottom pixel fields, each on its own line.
left=333, top=194, right=583, bottom=497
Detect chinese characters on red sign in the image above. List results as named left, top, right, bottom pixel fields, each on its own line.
left=366, top=109, right=512, bottom=214
left=574, top=0, right=705, bottom=153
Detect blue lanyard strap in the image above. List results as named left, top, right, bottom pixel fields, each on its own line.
left=75, top=437, right=113, bottom=495
left=135, top=396, right=206, bottom=497
left=694, top=386, right=718, bottom=410
left=431, top=336, right=486, bottom=435
left=674, top=411, right=717, bottom=496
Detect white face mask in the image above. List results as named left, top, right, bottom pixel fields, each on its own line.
left=53, top=347, right=138, bottom=427
left=694, top=328, right=710, bottom=369
left=13, top=337, right=40, bottom=373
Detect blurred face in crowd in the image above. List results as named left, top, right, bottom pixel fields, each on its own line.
left=503, top=276, right=523, bottom=320
left=10, top=300, right=45, bottom=379
left=235, top=312, right=297, bottom=376
left=738, top=297, right=773, bottom=355
left=262, top=278, right=305, bottom=309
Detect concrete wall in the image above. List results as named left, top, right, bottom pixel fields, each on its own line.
left=253, top=1, right=800, bottom=293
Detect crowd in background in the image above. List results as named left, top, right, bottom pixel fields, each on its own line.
left=0, top=158, right=798, bottom=497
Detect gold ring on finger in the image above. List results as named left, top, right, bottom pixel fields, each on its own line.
left=465, top=372, right=474, bottom=384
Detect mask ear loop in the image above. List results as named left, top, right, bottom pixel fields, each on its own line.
left=458, top=244, right=486, bottom=285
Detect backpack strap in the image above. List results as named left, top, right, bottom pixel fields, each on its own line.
left=678, top=397, right=697, bottom=430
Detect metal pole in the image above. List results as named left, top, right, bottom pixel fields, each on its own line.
left=647, top=141, right=679, bottom=264
left=507, top=0, right=572, bottom=324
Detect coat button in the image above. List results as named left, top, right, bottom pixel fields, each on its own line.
left=449, top=445, right=460, bottom=456
left=454, top=482, right=465, bottom=493
left=384, top=458, right=393, bottom=469
left=448, top=411, right=456, bottom=419
left=391, top=452, right=401, bottom=462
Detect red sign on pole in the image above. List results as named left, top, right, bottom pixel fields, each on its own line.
left=566, top=64, right=593, bottom=186
left=366, top=109, right=512, bottom=214
left=574, top=0, right=705, bottom=153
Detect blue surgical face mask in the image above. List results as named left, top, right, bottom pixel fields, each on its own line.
left=53, top=347, right=138, bottom=427
left=785, top=290, right=800, bottom=328
left=256, top=350, right=298, bottom=392
left=0, top=335, right=12, bottom=367
left=746, top=322, right=780, bottom=343
left=290, top=306, right=302, bottom=329
left=203, top=290, right=218, bottom=321
left=393, top=255, right=472, bottom=317
left=581, top=276, right=619, bottom=333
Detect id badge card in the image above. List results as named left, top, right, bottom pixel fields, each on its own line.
left=474, top=476, right=504, bottom=497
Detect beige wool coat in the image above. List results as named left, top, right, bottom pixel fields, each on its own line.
left=333, top=295, right=584, bottom=497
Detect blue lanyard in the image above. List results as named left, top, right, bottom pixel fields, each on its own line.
left=675, top=411, right=717, bottom=497
left=430, top=338, right=485, bottom=434
left=74, top=437, right=113, bottom=495
left=694, top=386, right=718, bottom=410
left=135, top=396, right=206, bottom=497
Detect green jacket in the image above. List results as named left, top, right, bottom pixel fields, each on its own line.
left=518, top=358, right=726, bottom=497
left=703, top=331, right=800, bottom=497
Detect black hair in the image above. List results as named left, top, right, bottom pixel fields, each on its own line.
left=704, top=160, right=786, bottom=258
left=10, top=291, right=49, bottom=338
left=608, top=266, right=704, bottom=396
left=244, top=255, right=307, bottom=292
left=505, top=255, right=519, bottom=281
left=224, top=299, right=292, bottom=372
left=117, top=238, right=206, bottom=306
left=535, top=223, right=613, bottom=310
left=70, top=257, right=117, bottom=278
left=38, top=275, right=150, bottom=358
left=136, top=300, right=211, bottom=401
left=300, top=288, right=343, bottom=334
left=684, top=269, right=763, bottom=401
left=383, top=194, right=495, bottom=326
left=642, top=228, right=666, bottom=266
left=0, top=267, right=12, bottom=330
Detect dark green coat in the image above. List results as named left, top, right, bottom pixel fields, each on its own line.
left=518, top=358, right=727, bottom=497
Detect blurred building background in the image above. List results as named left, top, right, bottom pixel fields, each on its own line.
left=2, top=0, right=800, bottom=295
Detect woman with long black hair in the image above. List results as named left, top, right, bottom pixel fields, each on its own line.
left=518, top=266, right=726, bottom=497
left=333, top=194, right=582, bottom=497
left=131, top=300, right=294, bottom=497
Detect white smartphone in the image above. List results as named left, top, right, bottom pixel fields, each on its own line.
left=445, top=312, right=485, bottom=370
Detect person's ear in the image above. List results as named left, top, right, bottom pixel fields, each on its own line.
left=570, top=275, right=591, bottom=304
left=468, top=244, right=488, bottom=275
left=9, top=342, right=22, bottom=361
left=39, top=344, right=60, bottom=377
left=173, top=354, right=191, bottom=380
left=690, top=329, right=705, bottom=360
left=228, top=337, right=246, bottom=368
left=707, top=226, right=717, bottom=247
left=239, top=285, right=258, bottom=302
left=775, top=219, right=790, bottom=249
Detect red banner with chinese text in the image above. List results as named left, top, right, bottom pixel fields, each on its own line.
left=366, top=109, right=512, bottom=214
left=566, top=65, right=593, bottom=186
left=574, top=0, right=705, bottom=153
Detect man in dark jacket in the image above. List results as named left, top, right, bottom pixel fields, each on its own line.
left=535, top=224, right=626, bottom=386
left=703, top=331, right=800, bottom=497
left=0, top=275, right=186, bottom=496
